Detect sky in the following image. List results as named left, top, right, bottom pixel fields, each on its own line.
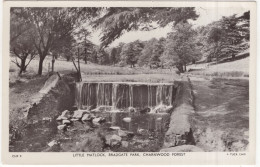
left=88, top=7, right=249, bottom=47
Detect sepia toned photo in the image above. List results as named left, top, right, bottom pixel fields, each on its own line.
left=2, top=1, right=256, bottom=165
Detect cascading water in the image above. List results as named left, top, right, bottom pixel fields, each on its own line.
left=75, top=81, right=177, bottom=147
left=75, top=82, right=176, bottom=110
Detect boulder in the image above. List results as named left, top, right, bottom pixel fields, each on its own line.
left=42, top=117, right=52, bottom=122
left=73, top=110, right=88, bottom=119
left=56, top=110, right=71, bottom=121
left=123, top=117, right=131, bottom=123
left=137, top=129, right=149, bottom=136
left=92, top=117, right=105, bottom=125
left=57, top=125, right=66, bottom=130
left=62, top=120, right=71, bottom=125
left=122, top=141, right=129, bottom=148
left=105, top=134, right=122, bottom=146
left=118, top=130, right=128, bottom=137
left=128, top=107, right=136, bottom=113
left=81, top=114, right=92, bottom=121
left=71, top=118, right=79, bottom=121
left=56, top=116, right=68, bottom=121
left=48, top=140, right=58, bottom=147
left=109, top=126, right=121, bottom=131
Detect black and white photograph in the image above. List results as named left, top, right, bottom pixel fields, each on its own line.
left=2, top=1, right=257, bottom=165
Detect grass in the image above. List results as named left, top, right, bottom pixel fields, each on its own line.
left=10, top=56, right=180, bottom=83
left=187, top=56, right=249, bottom=78
left=190, top=77, right=249, bottom=151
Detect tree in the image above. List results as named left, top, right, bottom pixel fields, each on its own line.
left=138, top=38, right=157, bottom=67
left=75, top=28, right=93, bottom=63
left=120, top=40, right=144, bottom=67
left=10, top=9, right=37, bottom=75
left=97, top=49, right=109, bottom=65
left=197, top=11, right=250, bottom=62
left=92, top=7, right=198, bottom=47
left=110, top=47, right=117, bottom=65
left=151, top=37, right=165, bottom=68
left=10, top=32, right=37, bottom=75
left=11, top=7, right=99, bottom=75
left=162, top=22, right=201, bottom=72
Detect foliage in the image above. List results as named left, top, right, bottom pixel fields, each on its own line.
left=11, top=7, right=99, bottom=75
left=162, top=22, right=201, bottom=72
left=92, top=7, right=198, bottom=47
left=97, top=49, right=109, bottom=65
left=197, top=11, right=250, bottom=62
left=109, top=47, right=117, bottom=65
left=10, top=9, right=37, bottom=74
left=120, top=40, right=144, bottom=67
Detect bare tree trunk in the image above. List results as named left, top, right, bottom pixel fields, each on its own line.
left=38, top=57, right=44, bottom=75
left=19, top=59, right=26, bottom=75
left=52, top=55, right=55, bottom=72
left=77, top=48, right=82, bottom=82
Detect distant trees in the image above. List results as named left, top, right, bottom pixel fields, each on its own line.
left=75, top=28, right=93, bottom=64
left=138, top=38, right=157, bottom=67
left=109, top=48, right=117, bottom=65
left=10, top=7, right=250, bottom=75
left=120, top=40, right=144, bottom=67
left=97, top=49, right=109, bottom=65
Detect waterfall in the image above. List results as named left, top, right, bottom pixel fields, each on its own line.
left=76, top=82, right=176, bottom=110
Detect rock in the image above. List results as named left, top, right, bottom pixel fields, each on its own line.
left=32, top=120, right=39, bottom=124
left=122, top=141, right=129, bottom=148
left=92, top=117, right=105, bottom=125
left=160, top=145, right=204, bottom=152
left=42, top=117, right=52, bottom=122
left=57, top=125, right=66, bottom=130
left=62, top=120, right=71, bottom=125
left=139, top=108, right=150, bottom=114
left=56, top=116, right=68, bottom=121
left=128, top=107, right=136, bottom=113
left=105, top=134, right=122, bottom=146
left=118, top=130, right=128, bottom=137
left=123, top=117, right=131, bottom=123
left=137, top=129, right=149, bottom=135
left=48, top=140, right=58, bottom=147
left=71, top=118, right=79, bottom=121
left=109, top=126, right=121, bottom=131
left=81, top=114, right=92, bottom=121
left=72, top=110, right=85, bottom=119
left=152, top=104, right=173, bottom=113
left=126, top=132, right=135, bottom=138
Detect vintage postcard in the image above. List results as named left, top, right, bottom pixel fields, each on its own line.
left=1, top=0, right=256, bottom=165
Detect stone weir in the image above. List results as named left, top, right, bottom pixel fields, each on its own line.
left=75, top=82, right=178, bottom=110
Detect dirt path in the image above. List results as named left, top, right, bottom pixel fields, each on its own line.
left=189, top=76, right=249, bottom=151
